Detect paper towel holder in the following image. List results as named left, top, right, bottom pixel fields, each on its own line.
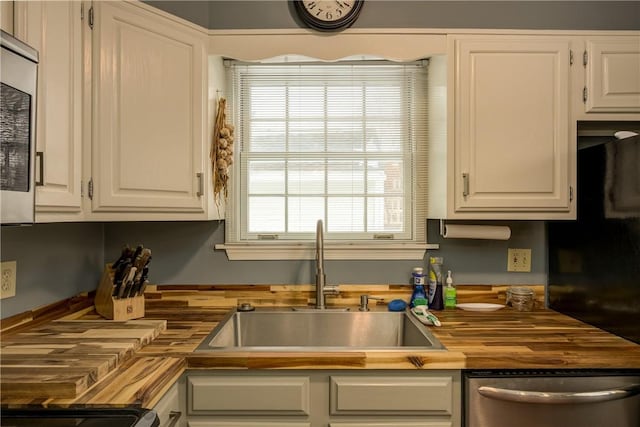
left=438, top=219, right=512, bottom=240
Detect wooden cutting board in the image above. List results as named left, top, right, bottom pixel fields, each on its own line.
left=0, top=319, right=166, bottom=399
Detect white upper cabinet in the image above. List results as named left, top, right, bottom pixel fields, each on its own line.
left=584, top=36, right=640, bottom=114
left=1, top=1, right=13, bottom=34
left=431, top=35, right=575, bottom=220
left=14, top=1, right=83, bottom=222
left=90, top=1, right=212, bottom=219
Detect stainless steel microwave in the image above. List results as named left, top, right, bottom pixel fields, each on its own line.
left=1, top=30, right=38, bottom=225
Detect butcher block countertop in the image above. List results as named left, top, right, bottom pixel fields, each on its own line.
left=1, top=284, right=639, bottom=408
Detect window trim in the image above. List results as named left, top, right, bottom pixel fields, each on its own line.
left=215, top=242, right=439, bottom=261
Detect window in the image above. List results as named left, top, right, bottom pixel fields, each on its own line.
left=223, top=59, right=430, bottom=259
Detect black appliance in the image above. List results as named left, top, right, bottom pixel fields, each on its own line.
left=548, top=123, right=640, bottom=344
left=0, top=408, right=159, bottom=427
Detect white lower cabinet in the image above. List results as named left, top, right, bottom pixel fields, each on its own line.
left=330, top=376, right=453, bottom=415
left=184, top=371, right=461, bottom=427
left=189, top=376, right=310, bottom=416
left=329, top=424, right=450, bottom=427
left=153, top=380, right=186, bottom=427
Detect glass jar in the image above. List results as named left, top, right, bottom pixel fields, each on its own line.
left=506, top=286, right=535, bottom=311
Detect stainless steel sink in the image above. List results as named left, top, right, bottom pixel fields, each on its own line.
left=195, top=309, right=445, bottom=352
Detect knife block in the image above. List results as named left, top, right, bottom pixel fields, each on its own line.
left=95, top=265, right=145, bottom=320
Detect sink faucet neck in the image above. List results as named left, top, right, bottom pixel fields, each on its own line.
left=316, top=219, right=326, bottom=309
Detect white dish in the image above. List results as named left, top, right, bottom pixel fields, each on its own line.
left=456, top=303, right=505, bottom=312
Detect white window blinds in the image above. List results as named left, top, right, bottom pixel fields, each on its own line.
left=226, top=60, right=429, bottom=243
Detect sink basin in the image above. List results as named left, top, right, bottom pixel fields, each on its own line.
left=195, top=309, right=445, bottom=352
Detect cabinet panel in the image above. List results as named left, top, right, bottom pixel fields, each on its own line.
left=451, top=36, right=572, bottom=216
left=330, top=423, right=451, bottom=427
left=154, top=382, right=183, bottom=427
left=1, top=1, right=13, bottom=34
left=93, top=1, right=206, bottom=213
left=330, top=376, right=452, bottom=415
left=189, top=423, right=310, bottom=427
left=586, top=37, right=640, bottom=112
left=188, top=376, right=310, bottom=415
left=14, top=1, right=83, bottom=220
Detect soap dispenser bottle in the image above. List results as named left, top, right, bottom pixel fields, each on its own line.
left=444, top=270, right=457, bottom=309
left=428, top=257, right=444, bottom=310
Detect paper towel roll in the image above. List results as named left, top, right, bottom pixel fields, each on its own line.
left=442, top=224, right=511, bottom=240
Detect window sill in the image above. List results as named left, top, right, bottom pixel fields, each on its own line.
left=215, top=242, right=439, bottom=261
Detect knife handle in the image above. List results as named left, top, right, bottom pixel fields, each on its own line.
left=137, top=280, right=149, bottom=297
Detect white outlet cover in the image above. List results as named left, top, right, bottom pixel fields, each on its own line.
left=508, top=248, right=532, bottom=272
left=1, top=260, right=17, bottom=299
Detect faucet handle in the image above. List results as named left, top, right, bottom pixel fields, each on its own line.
left=359, top=294, right=383, bottom=311
left=323, top=284, right=340, bottom=296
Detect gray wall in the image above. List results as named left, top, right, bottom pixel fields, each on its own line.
left=0, top=223, right=104, bottom=318
left=144, top=1, right=640, bottom=30
left=102, top=220, right=546, bottom=286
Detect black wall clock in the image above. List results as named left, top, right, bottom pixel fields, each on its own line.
left=294, top=1, right=365, bottom=32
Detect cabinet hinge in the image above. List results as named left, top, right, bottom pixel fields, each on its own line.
left=583, top=50, right=588, bottom=67
left=80, top=3, right=84, bottom=21
left=569, top=50, right=574, bottom=66
left=88, top=6, right=94, bottom=29
left=88, top=178, right=94, bottom=200
left=570, top=186, right=574, bottom=202
left=583, top=86, right=588, bottom=104
left=81, top=180, right=84, bottom=198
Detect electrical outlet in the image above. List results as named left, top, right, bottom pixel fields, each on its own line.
left=507, top=248, right=531, bottom=272
left=1, top=261, right=17, bottom=299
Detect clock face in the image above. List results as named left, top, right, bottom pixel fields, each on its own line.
left=302, top=1, right=355, bottom=22
left=294, top=0, right=364, bottom=31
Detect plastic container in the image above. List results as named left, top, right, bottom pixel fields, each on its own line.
left=409, top=267, right=427, bottom=308
left=506, top=286, right=535, bottom=311
left=444, top=270, right=457, bottom=309
left=428, top=257, right=444, bottom=310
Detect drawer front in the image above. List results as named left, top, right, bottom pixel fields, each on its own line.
left=330, top=423, right=452, bottom=427
left=330, top=376, right=453, bottom=415
left=188, top=376, right=310, bottom=415
left=189, top=422, right=310, bottom=427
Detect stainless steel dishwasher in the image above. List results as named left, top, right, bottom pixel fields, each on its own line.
left=464, top=370, right=640, bottom=427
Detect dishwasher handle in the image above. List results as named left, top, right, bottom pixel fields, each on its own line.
left=478, top=383, right=640, bottom=405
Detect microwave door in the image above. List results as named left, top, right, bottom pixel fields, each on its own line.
left=0, top=31, right=38, bottom=225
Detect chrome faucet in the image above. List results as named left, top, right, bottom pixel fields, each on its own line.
left=314, top=219, right=338, bottom=309
left=315, top=219, right=327, bottom=309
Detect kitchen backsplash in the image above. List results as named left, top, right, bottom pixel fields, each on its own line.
left=0, top=219, right=545, bottom=319
left=0, top=223, right=104, bottom=318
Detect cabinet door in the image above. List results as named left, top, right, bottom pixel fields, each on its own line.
left=154, top=383, right=184, bottom=427
left=188, top=376, right=310, bottom=416
left=14, top=1, right=83, bottom=221
left=585, top=37, right=640, bottom=113
left=1, top=1, right=13, bottom=34
left=92, top=2, right=207, bottom=214
left=451, top=36, right=572, bottom=216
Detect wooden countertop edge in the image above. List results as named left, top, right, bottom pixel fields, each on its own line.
left=1, top=357, right=187, bottom=409
left=184, top=350, right=467, bottom=370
